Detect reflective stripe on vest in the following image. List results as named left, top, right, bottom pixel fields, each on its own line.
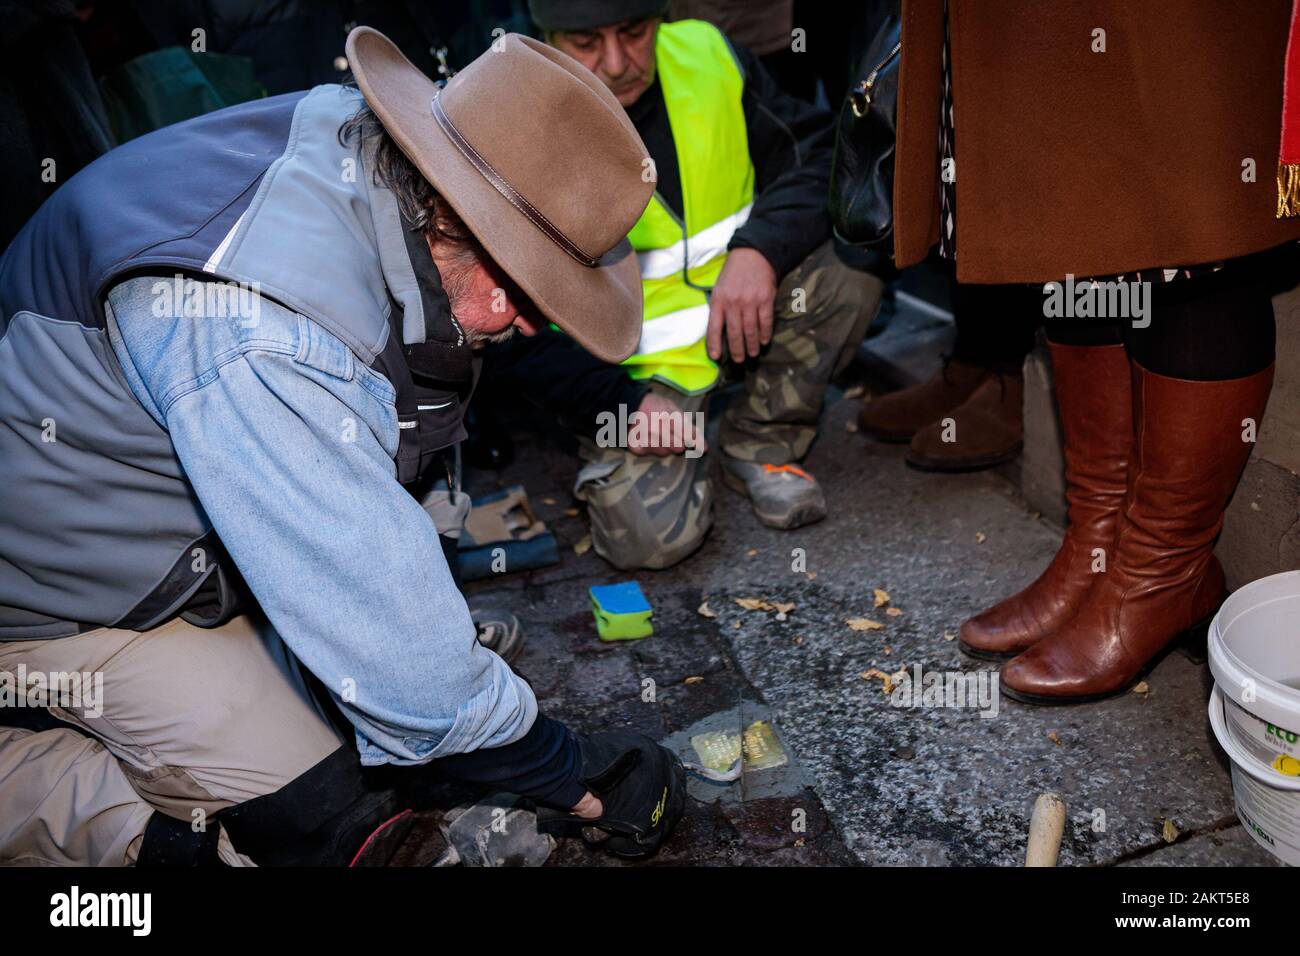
left=623, top=20, right=755, bottom=395
left=635, top=202, right=752, bottom=281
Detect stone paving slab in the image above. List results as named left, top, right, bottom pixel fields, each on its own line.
left=1119, top=822, right=1279, bottom=867
left=458, top=385, right=1277, bottom=867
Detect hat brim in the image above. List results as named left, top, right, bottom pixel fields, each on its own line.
left=346, top=27, right=643, bottom=364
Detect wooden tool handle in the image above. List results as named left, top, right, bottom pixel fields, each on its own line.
left=1025, top=793, right=1066, bottom=867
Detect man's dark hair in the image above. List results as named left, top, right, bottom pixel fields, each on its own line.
left=338, top=99, right=479, bottom=251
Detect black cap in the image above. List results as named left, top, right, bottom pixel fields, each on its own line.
left=529, top=0, right=669, bottom=32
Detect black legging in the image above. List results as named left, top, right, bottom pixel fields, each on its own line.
left=951, top=250, right=1284, bottom=381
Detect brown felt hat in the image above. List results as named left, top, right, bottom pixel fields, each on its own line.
left=345, top=27, right=654, bottom=363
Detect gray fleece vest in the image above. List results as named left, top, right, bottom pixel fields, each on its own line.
left=0, top=85, right=470, bottom=640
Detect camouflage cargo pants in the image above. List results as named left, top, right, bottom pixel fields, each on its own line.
left=575, top=240, right=883, bottom=570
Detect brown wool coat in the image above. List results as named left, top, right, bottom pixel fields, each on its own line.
left=895, top=0, right=1300, bottom=282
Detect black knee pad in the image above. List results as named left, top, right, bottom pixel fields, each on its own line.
left=215, top=746, right=405, bottom=866
left=136, top=810, right=224, bottom=867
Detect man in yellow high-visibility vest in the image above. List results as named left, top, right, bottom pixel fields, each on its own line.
left=527, top=0, right=883, bottom=570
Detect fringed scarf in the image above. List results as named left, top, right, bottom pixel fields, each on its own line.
left=1280, top=0, right=1300, bottom=215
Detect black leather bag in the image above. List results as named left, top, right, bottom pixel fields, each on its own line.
left=829, top=13, right=902, bottom=253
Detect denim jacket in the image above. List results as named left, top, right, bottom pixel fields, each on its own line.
left=104, top=275, right=537, bottom=766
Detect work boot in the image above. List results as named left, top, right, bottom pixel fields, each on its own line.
left=857, top=357, right=988, bottom=442
left=347, top=810, right=417, bottom=867
left=906, top=368, right=1023, bottom=471
left=721, top=457, right=827, bottom=529
left=1000, top=363, right=1274, bottom=704
left=470, top=606, right=524, bottom=664
left=960, top=344, right=1131, bottom=659
left=537, top=731, right=686, bottom=859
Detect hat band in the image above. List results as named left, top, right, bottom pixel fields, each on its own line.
left=431, top=94, right=600, bottom=268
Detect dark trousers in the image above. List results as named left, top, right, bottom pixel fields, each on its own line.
left=949, top=250, right=1286, bottom=381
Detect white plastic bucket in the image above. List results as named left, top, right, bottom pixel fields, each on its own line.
left=1206, top=570, right=1300, bottom=865
left=1208, top=688, right=1300, bottom=865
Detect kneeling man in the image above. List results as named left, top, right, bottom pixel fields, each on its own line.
left=0, top=29, right=684, bottom=865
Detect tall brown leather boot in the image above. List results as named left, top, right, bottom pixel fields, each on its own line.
left=1000, top=362, right=1275, bottom=704
left=960, top=344, right=1132, bottom=660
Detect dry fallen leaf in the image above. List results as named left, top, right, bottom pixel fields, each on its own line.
left=684, top=676, right=704, bottom=685
left=1162, top=818, right=1180, bottom=843
left=975, top=531, right=987, bottom=544
left=873, top=588, right=891, bottom=608
left=573, top=535, right=592, bottom=556
left=793, top=636, right=804, bottom=645
left=885, top=607, right=903, bottom=617
left=806, top=571, right=817, bottom=581
left=860, top=667, right=895, bottom=693
left=882, top=645, right=892, bottom=654
left=732, top=620, right=741, bottom=630
left=735, top=597, right=796, bottom=620
left=697, top=601, right=716, bottom=619
left=1047, top=730, right=1062, bottom=746
left=846, top=617, right=884, bottom=632
left=1132, top=681, right=1150, bottom=695
left=746, top=548, right=758, bottom=558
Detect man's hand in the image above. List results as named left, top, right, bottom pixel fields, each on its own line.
left=706, top=247, right=778, bottom=363
left=627, top=391, right=706, bottom=457
left=572, top=791, right=604, bottom=819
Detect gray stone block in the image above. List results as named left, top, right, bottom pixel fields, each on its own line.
left=1218, top=457, right=1300, bottom=590
left=1259, top=283, right=1300, bottom=476
left=856, top=293, right=955, bottom=389
left=1216, top=282, right=1300, bottom=589
left=1020, top=336, right=1068, bottom=528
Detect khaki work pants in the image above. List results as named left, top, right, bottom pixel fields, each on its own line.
left=0, top=614, right=343, bottom=866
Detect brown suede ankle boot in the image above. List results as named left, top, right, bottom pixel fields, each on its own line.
left=858, top=358, right=988, bottom=442
left=1000, top=362, right=1275, bottom=704
left=906, top=368, right=1023, bottom=471
left=960, top=344, right=1131, bottom=659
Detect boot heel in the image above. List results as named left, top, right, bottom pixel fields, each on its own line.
left=1173, top=614, right=1212, bottom=664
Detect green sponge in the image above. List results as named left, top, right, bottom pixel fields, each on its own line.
left=589, top=581, right=653, bottom=641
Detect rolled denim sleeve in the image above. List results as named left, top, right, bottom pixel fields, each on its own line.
left=104, top=277, right=536, bottom=765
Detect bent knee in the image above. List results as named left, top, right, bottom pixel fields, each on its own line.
left=588, top=478, right=713, bottom=571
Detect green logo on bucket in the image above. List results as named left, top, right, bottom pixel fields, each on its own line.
left=1266, top=722, right=1299, bottom=744
left=1239, top=808, right=1276, bottom=847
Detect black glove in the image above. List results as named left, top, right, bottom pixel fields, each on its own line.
left=537, top=731, right=686, bottom=859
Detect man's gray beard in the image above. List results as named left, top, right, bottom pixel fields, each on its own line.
left=463, top=324, right=518, bottom=349
left=441, top=259, right=518, bottom=350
